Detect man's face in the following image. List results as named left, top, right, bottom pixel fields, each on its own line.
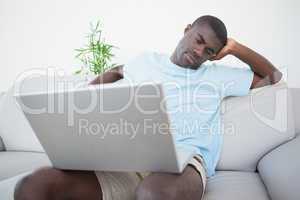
left=173, top=23, right=224, bottom=69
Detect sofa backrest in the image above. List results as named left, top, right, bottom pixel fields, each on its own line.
left=0, top=87, right=44, bottom=152
left=0, top=74, right=94, bottom=152
left=216, top=82, right=295, bottom=172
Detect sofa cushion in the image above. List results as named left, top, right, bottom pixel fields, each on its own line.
left=203, top=171, right=270, bottom=200
left=217, top=82, right=295, bottom=172
left=0, top=171, right=31, bottom=200
left=0, top=151, right=51, bottom=181
left=258, top=135, right=300, bottom=200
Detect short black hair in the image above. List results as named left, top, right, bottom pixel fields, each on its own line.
left=192, top=15, right=227, bottom=46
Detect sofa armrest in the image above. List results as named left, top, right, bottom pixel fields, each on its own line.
left=258, top=135, right=300, bottom=200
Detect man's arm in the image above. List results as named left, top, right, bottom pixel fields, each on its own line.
left=89, top=65, right=124, bottom=85
left=212, top=38, right=282, bottom=89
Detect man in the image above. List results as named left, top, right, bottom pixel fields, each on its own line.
left=14, top=15, right=282, bottom=200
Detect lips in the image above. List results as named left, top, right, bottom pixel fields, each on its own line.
left=184, top=52, right=197, bottom=65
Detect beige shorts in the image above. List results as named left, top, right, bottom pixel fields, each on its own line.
left=95, top=155, right=207, bottom=200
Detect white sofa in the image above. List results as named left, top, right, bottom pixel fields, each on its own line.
left=0, top=75, right=299, bottom=200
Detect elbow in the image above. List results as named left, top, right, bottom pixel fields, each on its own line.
left=88, top=77, right=99, bottom=85
left=270, top=70, right=283, bottom=84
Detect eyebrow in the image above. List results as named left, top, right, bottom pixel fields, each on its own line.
left=198, top=33, right=216, bottom=54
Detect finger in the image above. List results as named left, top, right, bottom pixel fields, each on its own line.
left=211, top=54, right=223, bottom=61
left=209, top=55, right=217, bottom=61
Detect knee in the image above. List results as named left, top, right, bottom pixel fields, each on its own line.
left=14, top=167, right=63, bottom=200
left=135, top=180, right=176, bottom=200
left=14, top=175, right=32, bottom=200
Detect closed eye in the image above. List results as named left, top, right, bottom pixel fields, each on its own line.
left=196, top=39, right=202, bottom=45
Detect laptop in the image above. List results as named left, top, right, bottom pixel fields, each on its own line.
left=15, top=82, right=196, bottom=173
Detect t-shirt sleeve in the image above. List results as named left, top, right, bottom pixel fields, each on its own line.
left=211, top=64, right=254, bottom=98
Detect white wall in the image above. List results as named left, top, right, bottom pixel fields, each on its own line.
left=0, top=0, right=299, bottom=92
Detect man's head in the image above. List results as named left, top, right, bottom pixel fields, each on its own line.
left=171, top=15, right=227, bottom=69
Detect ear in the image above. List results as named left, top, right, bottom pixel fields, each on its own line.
left=184, top=24, right=192, bottom=34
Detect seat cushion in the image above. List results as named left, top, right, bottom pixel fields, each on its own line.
left=0, top=151, right=51, bottom=181
left=217, top=82, right=295, bottom=172
left=203, top=171, right=270, bottom=200
left=0, top=171, right=31, bottom=200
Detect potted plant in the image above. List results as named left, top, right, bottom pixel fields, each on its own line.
left=75, top=20, right=118, bottom=78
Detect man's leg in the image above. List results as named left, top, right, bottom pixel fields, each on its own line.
left=136, top=165, right=204, bottom=200
left=14, top=167, right=102, bottom=200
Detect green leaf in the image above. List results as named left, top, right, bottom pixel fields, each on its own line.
left=74, top=69, right=82, bottom=74
left=74, top=19, right=118, bottom=75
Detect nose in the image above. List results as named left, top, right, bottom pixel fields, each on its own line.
left=193, top=46, right=205, bottom=58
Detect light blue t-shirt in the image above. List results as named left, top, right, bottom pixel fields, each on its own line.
left=123, top=52, right=254, bottom=177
